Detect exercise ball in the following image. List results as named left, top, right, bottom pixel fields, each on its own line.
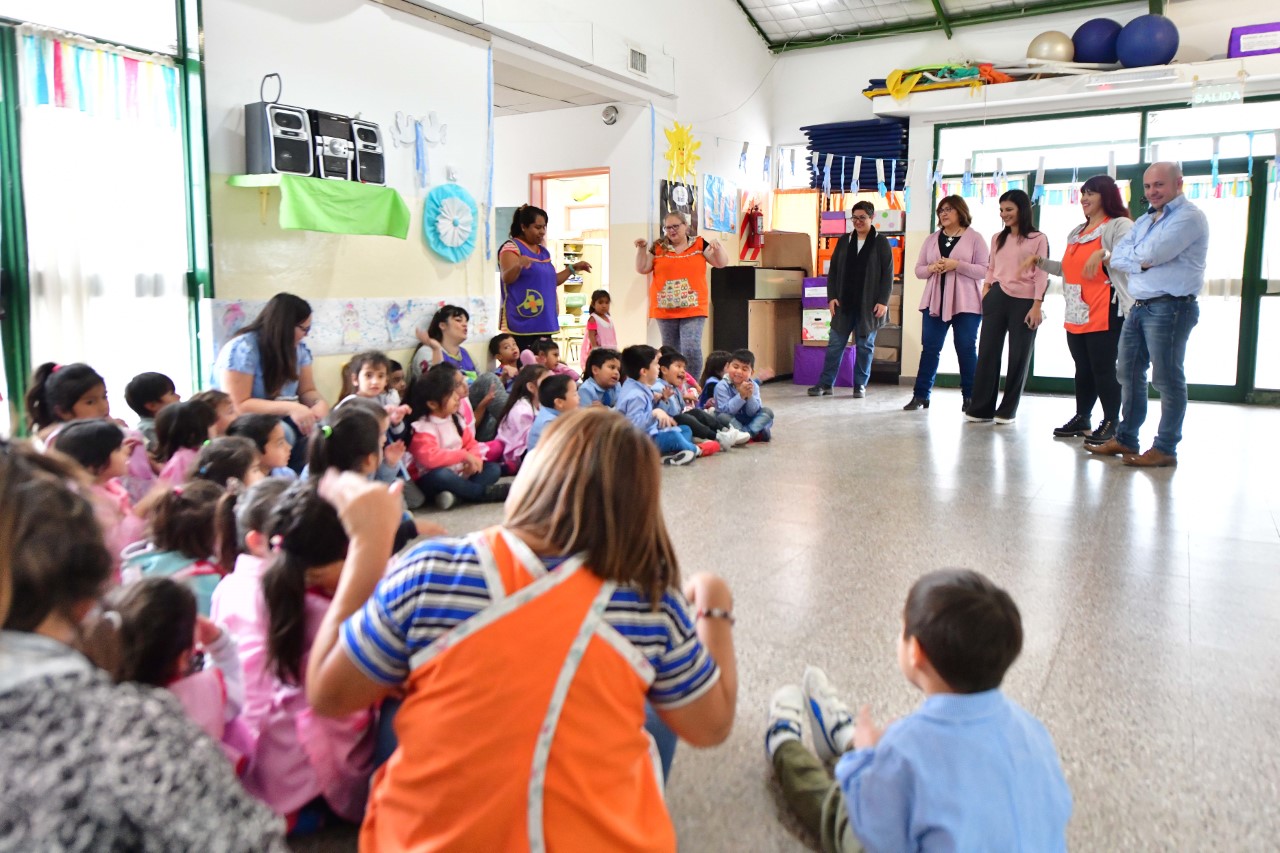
left=1027, top=30, right=1075, bottom=62
left=1117, top=14, right=1179, bottom=67
left=1072, top=18, right=1123, bottom=64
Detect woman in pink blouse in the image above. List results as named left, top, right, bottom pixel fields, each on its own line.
left=966, top=189, right=1048, bottom=425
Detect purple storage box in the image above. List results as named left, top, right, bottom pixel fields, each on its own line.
left=793, top=343, right=859, bottom=387
left=802, top=276, right=830, bottom=309
left=1229, top=23, right=1280, bottom=58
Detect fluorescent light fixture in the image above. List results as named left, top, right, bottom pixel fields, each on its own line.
left=1085, top=68, right=1180, bottom=89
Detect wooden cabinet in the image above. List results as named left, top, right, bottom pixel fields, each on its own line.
left=747, top=298, right=802, bottom=377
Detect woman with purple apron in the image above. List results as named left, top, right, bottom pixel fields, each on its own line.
left=498, top=205, right=592, bottom=352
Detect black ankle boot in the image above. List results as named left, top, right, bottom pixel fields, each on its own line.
left=962, top=397, right=972, bottom=413
left=902, top=397, right=929, bottom=411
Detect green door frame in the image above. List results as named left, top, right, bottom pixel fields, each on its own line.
left=0, top=1, right=211, bottom=435
left=928, top=98, right=1280, bottom=405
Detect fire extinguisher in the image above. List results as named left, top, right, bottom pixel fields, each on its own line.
left=746, top=205, right=764, bottom=249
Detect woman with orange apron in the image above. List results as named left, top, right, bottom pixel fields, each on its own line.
left=304, top=408, right=739, bottom=852
left=1030, top=175, right=1134, bottom=445
left=635, top=210, right=729, bottom=380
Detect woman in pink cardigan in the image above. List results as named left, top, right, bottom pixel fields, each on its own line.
left=904, top=195, right=989, bottom=412
left=966, top=189, right=1049, bottom=425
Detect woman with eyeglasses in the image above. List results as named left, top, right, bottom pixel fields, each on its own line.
left=215, top=292, right=329, bottom=471
left=635, top=210, right=729, bottom=381
left=1023, top=175, right=1133, bottom=445
left=903, top=195, right=989, bottom=412
left=807, top=200, right=893, bottom=399
left=966, top=189, right=1049, bottom=426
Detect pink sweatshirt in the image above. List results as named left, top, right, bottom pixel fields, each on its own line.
left=408, top=412, right=488, bottom=477
left=495, top=398, right=536, bottom=471
left=986, top=232, right=1049, bottom=301
left=209, top=554, right=375, bottom=822
left=158, top=446, right=199, bottom=487
left=90, top=479, right=147, bottom=578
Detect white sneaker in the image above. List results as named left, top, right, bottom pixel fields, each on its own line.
left=765, top=684, right=805, bottom=761
left=661, top=450, right=696, bottom=466
left=993, top=414, right=1016, bottom=425
left=802, top=666, right=854, bottom=763
left=715, top=430, right=735, bottom=452
left=730, top=427, right=752, bottom=446
left=433, top=491, right=458, bottom=511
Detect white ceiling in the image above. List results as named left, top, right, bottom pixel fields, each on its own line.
left=492, top=61, right=614, bottom=117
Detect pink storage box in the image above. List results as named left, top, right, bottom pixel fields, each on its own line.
left=819, top=212, right=848, bottom=236
left=1229, top=23, right=1280, bottom=58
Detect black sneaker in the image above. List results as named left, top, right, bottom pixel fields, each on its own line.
left=1084, top=419, right=1116, bottom=445
left=852, top=385, right=866, bottom=398
left=1053, top=414, right=1092, bottom=437
left=483, top=482, right=511, bottom=502
left=807, top=385, right=833, bottom=397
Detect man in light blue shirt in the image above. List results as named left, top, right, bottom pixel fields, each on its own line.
left=1089, top=161, right=1207, bottom=467
left=764, top=570, right=1072, bottom=852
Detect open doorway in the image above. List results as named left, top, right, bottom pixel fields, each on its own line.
left=529, top=169, right=610, bottom=365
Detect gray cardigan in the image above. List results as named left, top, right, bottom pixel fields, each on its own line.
left=1038, top=218, right=1135, bottom=316
left=825, top=227, right=894, bottom=338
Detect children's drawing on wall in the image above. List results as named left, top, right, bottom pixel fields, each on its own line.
left=703, top=175, right=738, bottom=233
left=660, top=180, right=698, bottom=238
left=206, top=296, right=497, bottom=364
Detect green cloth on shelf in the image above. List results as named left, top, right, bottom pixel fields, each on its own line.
left=276, top=174, right=410, bottom=238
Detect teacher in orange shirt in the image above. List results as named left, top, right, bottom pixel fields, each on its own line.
left=635, top=210, right=729, bottom=380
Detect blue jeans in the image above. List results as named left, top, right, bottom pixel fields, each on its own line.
left=732, top=406, right=775, bottom=436
left=416, top=462, right=502, bottom=502
left=656, top=317, right=707, bottom=382
left=914, top=310, right=981, bottom=399
left=645, top=703, right=677, bottom=785
left=818, top=312, right=876, bottom=388
left=1116, top=299, right=1199, bottom=455
left=654, top=425, right=697, bottom=454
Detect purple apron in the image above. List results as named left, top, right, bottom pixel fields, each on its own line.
left=501, top=240, right=559, bottom=336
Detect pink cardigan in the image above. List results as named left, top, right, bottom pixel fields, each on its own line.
left=90, top=479, right=147, bottom=578
left=915, top=228, right=990, bottom=321
left=495, top=398, right=536, bottom=471
left=987, top=231, right=1049, bottom=301
left=209, top=554, right=375, bottom=822
left=158, top=446, right=199, bottom=487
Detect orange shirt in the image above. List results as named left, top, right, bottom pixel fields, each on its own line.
left=1060, top=219, right=1113, bottom=334
left=649, top=237, right=710, bottom=320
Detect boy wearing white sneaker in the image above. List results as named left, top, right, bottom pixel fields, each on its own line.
left=764, top=570, right=1072, bottom=852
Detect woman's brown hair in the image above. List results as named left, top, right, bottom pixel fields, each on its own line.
left=936, top=195, right=972, bottom=228
left=0, top=441, right=111, bottom=631
left=504, top=407, right=680, bottom=608
left=231, top=292, right=312, bottom=399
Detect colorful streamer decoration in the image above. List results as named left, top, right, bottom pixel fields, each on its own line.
left=961, top=158, right=973, bottom=198
left=822, top=153, right=834, bottom=198
left=1031, top=156, right=1046, bottom=204
left=876, top=158, right=888, bottom=197
left=902, top=159, right=913, bottom=213
left=851, top=156, right=863, bottom=195
left=740, top=141, right=749, bottom=174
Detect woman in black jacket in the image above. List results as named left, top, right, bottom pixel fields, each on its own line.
left=808, top=200, right=893, bottom=398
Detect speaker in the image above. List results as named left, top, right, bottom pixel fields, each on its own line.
left=349, top=120, right=385, bottom=185
left=244, top=102, right=314, bottom=176
left=308, top=109, right=353, bottom=181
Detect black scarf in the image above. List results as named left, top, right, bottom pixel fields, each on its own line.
left=840, top=230, right=873, bottom=315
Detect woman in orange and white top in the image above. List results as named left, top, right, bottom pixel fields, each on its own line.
left=306, top=407, right=738, bottom=852
left=635, top=210, right=730, bottom=380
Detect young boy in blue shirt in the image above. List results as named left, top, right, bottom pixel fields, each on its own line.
left=765, top=569, right=1072, bottom=852
left=578, top=347, right=621, bottom=408
left=616, top=345, right=718, bottom=465
left=712, top=349, right=774, bottom=442
left=525, top=374, right=579, bottom=456
left=655, top=350, right=749, bottom=451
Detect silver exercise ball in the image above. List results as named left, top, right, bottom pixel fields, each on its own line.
left=1027, top=31, right=1075, bottom=62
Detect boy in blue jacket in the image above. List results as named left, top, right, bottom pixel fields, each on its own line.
left=711, top=349, right=774, bottom=442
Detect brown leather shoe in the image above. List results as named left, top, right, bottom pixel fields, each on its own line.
left=1122, top=447, right=1177, bottom=468
left=1084, top=437, right=1138, bottom=456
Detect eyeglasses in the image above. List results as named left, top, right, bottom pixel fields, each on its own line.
left=296, top=323, right=311, bottom=334
left=663, top=224, right=683, bottom=231
left=850, top=215, right=871, bottom=223
left=937, top=207, right=954, bottom=214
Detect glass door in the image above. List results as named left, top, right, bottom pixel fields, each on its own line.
left=1253, top=160, right=1280, bottom=391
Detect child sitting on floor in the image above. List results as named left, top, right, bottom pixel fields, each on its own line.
left=616, top=345, right=718, bottom=466
left=54, top=419, right=149, bottom=575
left=408, top=364, right=509, bottom=510
left=190, top=389, right=236, bottom=437
left=520, top=338, right=580, bottom=382
left=494, top=364, right=548, bottom=474
left=578, top=347, right=621, bottom=408
left=525, top=374, right=579, bottom=456
left=712, top=349, right=775, bottom=442
left=124, top=371, right=180, bottom=449
left=698, top=350, right=733, bottom=409
left=191, top=436, right=264, bottom=489
left=765, top=569, right=1072, bottom=852
left=489, top=332, right=521, bottom=388
left=228, top=414, right=297, bottom=480
left=155, top=400, right=218, bottom=486
left=656, top=350, right=749, bottom=450
left=107, top=576, right=247, bottom=773
left=122, top=480, right=224, bottom=615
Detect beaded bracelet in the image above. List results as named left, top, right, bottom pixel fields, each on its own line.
left=696, top=607, right=735, bottom=626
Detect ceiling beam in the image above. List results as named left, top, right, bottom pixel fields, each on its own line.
left=930, top=0, right=954, bottom=39
left=768, top=0, right=1138, bottom=53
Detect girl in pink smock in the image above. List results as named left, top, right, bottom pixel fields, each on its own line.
left=53, top=419, right=148, bottom=577
left=581, top=288, right=619, bottom=368
left=492, top=364, right=548, bottom=474
left=155, top=400, right=217, bottom=486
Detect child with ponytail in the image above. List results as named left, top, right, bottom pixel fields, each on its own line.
left=214, top=481, right=376, bottom=832
left=122, top=480, right=224, bottom=615
left=105, top=577, right=248, bottom=773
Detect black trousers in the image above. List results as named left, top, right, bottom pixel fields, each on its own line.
left=1065, top=297, right=1124, bottom=422
left=969, top=284, right=1038, bottom=419
left=675, top=409, right=720, bottom=441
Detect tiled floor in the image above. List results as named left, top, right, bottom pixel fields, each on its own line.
left=295, top=383, right=1280, bottom=852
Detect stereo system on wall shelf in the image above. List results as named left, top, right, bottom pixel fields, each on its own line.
left=243, top=74, right=385, bottom=186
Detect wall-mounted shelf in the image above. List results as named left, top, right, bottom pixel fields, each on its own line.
left=227, top=173, right=410, bottom=238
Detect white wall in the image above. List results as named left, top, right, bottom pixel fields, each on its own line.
left=203, top=0, right=492, bottom=399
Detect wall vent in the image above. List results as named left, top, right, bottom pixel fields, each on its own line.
left=628, top=48, right=648, bottom=76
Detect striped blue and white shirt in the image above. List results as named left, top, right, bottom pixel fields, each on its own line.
left=340, top=535, right=720, bottom=709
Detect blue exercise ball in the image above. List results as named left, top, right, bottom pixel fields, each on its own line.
left=1072, top=18, right=1122, bottom=64
left=1117, top=14, right=1179, bottom=68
